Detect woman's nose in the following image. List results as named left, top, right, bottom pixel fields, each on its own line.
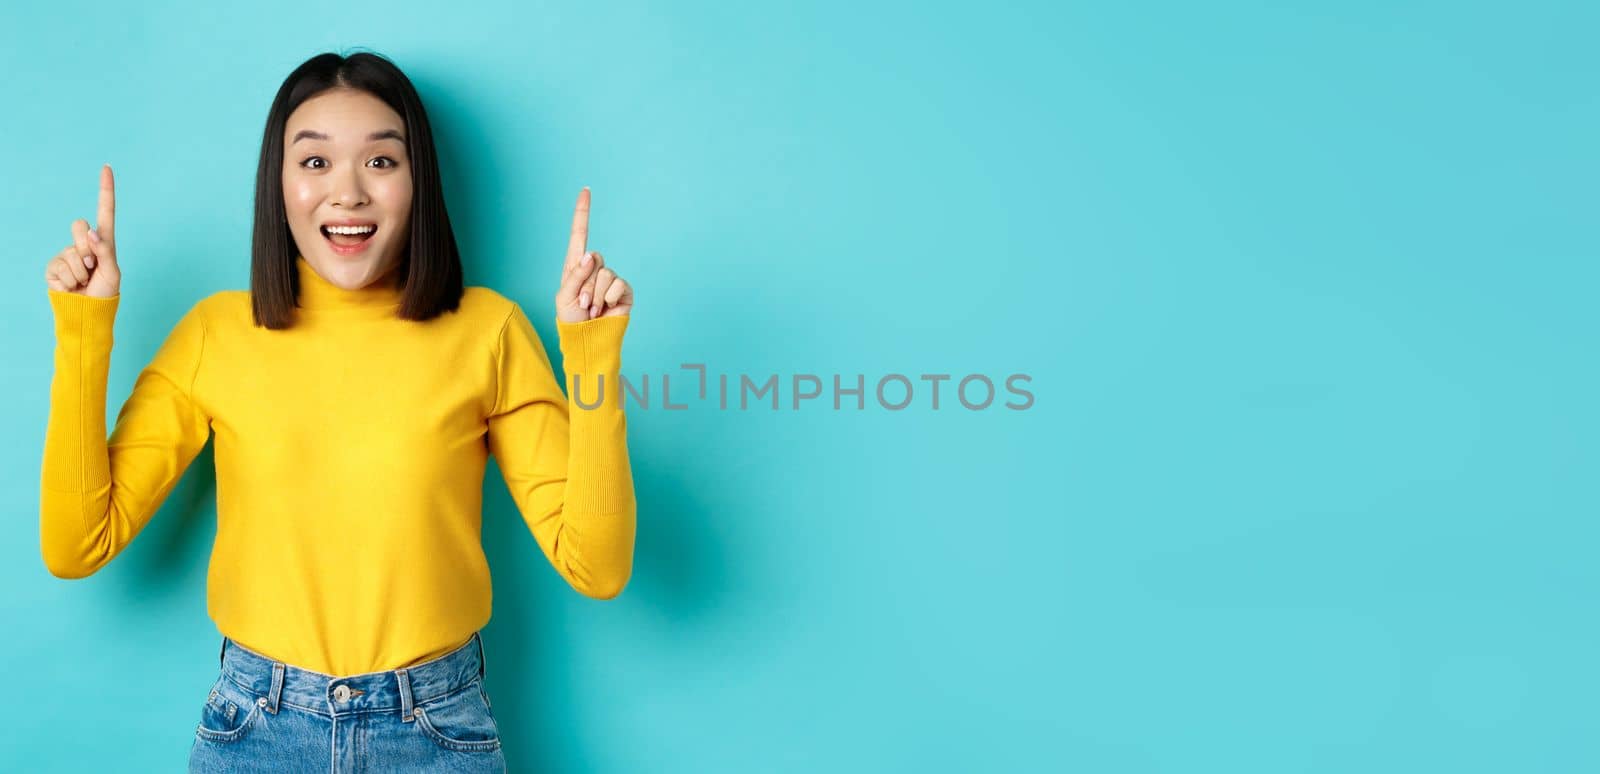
left=332, top=172, right=368, bottom=208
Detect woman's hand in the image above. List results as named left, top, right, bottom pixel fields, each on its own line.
left=44, top=165, right=121, bottom=298
left=555, top=187, right=633, bottom=323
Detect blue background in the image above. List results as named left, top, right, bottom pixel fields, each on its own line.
left=2, top=1, right=1595, bottom=771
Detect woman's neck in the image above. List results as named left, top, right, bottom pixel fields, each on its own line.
left=294, top=254, right=403, bottom=311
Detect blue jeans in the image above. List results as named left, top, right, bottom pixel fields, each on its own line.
left=188, top=632, right=507, bottom=773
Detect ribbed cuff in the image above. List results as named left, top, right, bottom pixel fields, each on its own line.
left=555, top=314, right=629, bottom=375
left=47, top=290, right=120, bottom=350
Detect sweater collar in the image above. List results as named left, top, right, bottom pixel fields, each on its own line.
left=295, top=254, right=403, bottom=311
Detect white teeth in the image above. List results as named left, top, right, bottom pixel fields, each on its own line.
left=325, top=225, right=376, bottom=235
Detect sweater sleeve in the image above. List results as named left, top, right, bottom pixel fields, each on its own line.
left=40, top=290, right=212, bottom=579
left=486, top=304, right=636, bottom=599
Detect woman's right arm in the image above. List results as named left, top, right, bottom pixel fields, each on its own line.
left=41, top=165, right=212, bottom=579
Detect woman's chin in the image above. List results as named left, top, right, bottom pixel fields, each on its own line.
left=313, top=254, right=374, bottom=285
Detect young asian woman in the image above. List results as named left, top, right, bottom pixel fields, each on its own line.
left=41, top=50, right=637, bottom=772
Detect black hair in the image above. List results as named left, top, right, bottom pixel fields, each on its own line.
left=251, top=50, right=463, bottom=329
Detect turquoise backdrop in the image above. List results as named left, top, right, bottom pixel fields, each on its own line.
left=2, top=1, right=1594, bottom=771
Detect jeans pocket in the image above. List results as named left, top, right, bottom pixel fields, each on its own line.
left=412, top=679, right=502, bottom=753
left=195, top=675, right=262, bottom=744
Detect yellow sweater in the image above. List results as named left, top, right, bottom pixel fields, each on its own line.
left=41, top=255, right=636, bottom=676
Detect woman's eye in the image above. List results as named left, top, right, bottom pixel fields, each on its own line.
left=300, top=157, right=327, bottom=170
left=368, top=157, right=397, bottom=169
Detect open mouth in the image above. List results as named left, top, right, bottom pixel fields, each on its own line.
left=321, top=223, right=378, bottom=248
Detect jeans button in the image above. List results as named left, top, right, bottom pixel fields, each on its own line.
left=333, top=684, right=351, bottom=702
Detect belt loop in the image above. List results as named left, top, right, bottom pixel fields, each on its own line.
left=475, top=631, right=486, bottom=680
left=396, top=668, right=416, bottom=723
left=266, top=662, right=285, bottom=714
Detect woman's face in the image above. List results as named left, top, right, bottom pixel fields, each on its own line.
left=282, top=88, right=413, bottom=291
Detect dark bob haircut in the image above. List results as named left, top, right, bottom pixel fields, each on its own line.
left=251, top=51, right=463, bottom=329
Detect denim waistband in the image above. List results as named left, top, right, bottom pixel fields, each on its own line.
left=216, top=633, right=486, bottom=719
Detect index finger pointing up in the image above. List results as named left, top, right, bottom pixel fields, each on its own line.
left=565, top=187, right=590, bottom=271
left=97, top=164, right=116, bottom=242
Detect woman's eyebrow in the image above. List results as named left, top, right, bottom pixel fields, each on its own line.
left=291, top=129, right=406, bottom=144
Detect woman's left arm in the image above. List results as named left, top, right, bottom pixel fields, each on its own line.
left=486, top=188, right=636, bottom=599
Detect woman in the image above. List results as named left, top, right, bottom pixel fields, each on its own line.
left=39, top=51, right=636, bottom=772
